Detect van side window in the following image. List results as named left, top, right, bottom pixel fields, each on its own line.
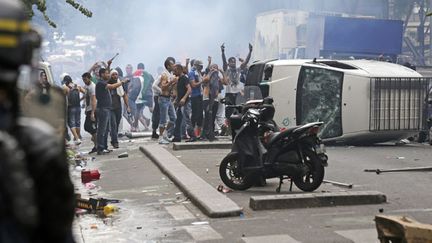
left=263, top=64, right=273, bottom=83
left=296, top=66, right=344, bottom=139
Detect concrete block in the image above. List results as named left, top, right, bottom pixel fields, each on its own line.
left=250, top=191, right=386, bottom=210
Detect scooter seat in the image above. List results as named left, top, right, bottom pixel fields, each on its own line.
left=267, top=126, right=301, bottom=145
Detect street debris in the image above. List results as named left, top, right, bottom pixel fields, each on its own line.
left=81, top=170, right=101, bottom=183
left=137, top=226, right=143, bottom=230
left=75, top=166, right=84, bottom=172
left=103, top=205, right=118, bottom=216
left=191, top=221, right=209, bottom=225
left=375, top=215, right=432, bottom=242
left=75, top=194, right=121, bottom=213
left=206, top=168, right=209, bottom=173
left=125, top=132, right=152, bottom=139
left=323, top=179, right=353, bottom=189
left=75, top=208, right=87, bottom=216
left=396, top=156, right=405, bottom=160
left=85, top=183, right=97, bottom=190
left=118, top=152, right=128, bottom=158
left=217, top=184, right=233, bottom=193
left=90, top=224, right=98, bottom=230
left=364, top=166, right=432, bottom=174
left=103, top=218, right=113, bottom=226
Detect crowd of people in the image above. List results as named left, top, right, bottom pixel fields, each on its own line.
left=61, top=43, right=253, bottom=154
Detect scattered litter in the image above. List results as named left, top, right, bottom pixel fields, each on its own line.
left=90, top=224, right=98, bottom=230
left=206, top=168, right=209, bottom=173
left=239, top=212, right=244, bottom=218
left=215, top=164, right=220, bottom=167
left=76, top=194, right=121, bottom=212
left=397, top=157, right=405, bottom=160
left=118, top=152, right=128, bottom=158
left=103, top=205, right=118, bottom=216
left=217, top=184, right=232, bottom=193
left=161, top=177, right=166, bottom=181
left=103, top=218, right=113, bottom=226
left=364, top=166, right=432, bottom=174
left=379, top=208, right=384, bottom=213
left=75, top=208, right=88, bottom=215
left=137, top=226, right=142, bottom=230
left=175, top=192, right=183, bottom=196
left=176, top=156, right=182, bottom=158
left=75, top=166, right=83, bottom=172
left=323, top=179, right=353, bottom=189
left=81, top=170, right=101, bottom=183
left=191, top=221, right=209, bottom=225
left=85, top=183, right=97, bottom=190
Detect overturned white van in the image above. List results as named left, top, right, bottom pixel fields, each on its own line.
left=245, top=59, right=431, bottom=144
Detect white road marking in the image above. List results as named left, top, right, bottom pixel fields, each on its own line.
left=311, top=211, right=356, bottom=217
left=389, top=208, right=432, bottom=213
left=165, top=205, right=196, bottom=221
left=335, top=228, right=379, bottom=243
left=242, top=234, right=301, bottom=243
left=183, top=225, right=223, bottom=241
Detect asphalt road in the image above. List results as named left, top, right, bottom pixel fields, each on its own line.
left=72, top=138, right=432, bottom=243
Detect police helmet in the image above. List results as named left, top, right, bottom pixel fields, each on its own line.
left=0, top=0, right=41, bottom=83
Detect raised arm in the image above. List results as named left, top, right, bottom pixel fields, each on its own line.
left=221, top=43, right=227, bottom=72
left=206, top=56, right=212, bottom=73
left=240, top=43, right=253, bottom=70
left=88, top=62, right=98, bottom=74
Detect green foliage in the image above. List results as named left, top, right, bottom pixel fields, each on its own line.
left=20, top=0, right=92, bottom=28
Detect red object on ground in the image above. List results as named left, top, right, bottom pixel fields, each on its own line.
left=90, top=170, right=100, bottom=180
left=81, top=170, right=101, bottom=183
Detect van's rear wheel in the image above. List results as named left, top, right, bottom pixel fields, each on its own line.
left=219, top=153, right=253, bottom=191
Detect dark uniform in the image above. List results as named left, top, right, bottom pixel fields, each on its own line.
left=0, top=0, right=75, bottom=242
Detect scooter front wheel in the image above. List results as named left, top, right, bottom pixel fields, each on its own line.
left=293, top=150, right=325, bottom=192
left=219, top=153, right=254, bottom=191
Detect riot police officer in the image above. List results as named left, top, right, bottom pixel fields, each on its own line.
left=0, top=0, right=75, bottom=242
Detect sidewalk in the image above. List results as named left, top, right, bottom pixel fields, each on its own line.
left=69, top=136, right=201, bottom=242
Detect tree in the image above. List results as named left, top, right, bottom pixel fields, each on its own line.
left=20, top=0, right=92, bottom=28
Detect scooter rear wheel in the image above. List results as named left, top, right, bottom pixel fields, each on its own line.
left=293, top=150, right=325, bottom=192
left=219, top=153, right=254, bottom=191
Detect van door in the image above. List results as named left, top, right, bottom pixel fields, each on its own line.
left=296, top=66, right=344, bottom=139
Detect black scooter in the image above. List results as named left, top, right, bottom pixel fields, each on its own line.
left=219, top=98, right=328, bottom=193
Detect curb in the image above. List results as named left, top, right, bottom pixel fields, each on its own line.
left=250, top=191, right=386, bottom=210
left=172, top=141, right=232, bottom=150
left=140, top=145, right=242, bottom=218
